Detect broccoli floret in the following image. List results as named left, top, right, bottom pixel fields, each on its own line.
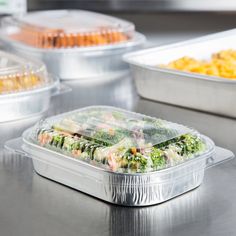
left=151, top=134, right=206, bottom=170
left=150, top=148, right=166, bottom=170
left=121, top=149, right=148, bottom=172
left=93, top=128, right=130, bottom=146
left=175, top=134, right=206, bottom=157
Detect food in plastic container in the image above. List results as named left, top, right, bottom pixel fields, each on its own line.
left=0, top=50, right=46, bottom=94
left=35, top=106, right=207, bottom=173
left=6, top=106, right=235, bottom=206
left=0, top=74, right=41, bottom=93
left=0, top=50, right=67, bottom=122
left=2, top=10, right=134, bottom=48
left=0, top=10, right=146, bottom=79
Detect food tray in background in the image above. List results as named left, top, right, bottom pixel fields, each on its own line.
left=123, top=29, right=236, bottom=118
left=0, top=50, right=47, bottom=94
left=0, top=50, right=68, bottom=122
left=5, top=106, right=234, bottom=206
left=0, top=10, right=146, bottom=79
left=2, top=10, right=135, bottom=48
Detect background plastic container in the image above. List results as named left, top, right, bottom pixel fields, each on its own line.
left=0, top=50, right=49, bottom=94
left=1, top=10, right=135, bottom=48
left=0, top=50, right=68, bottom=122
left=0, top=10, right=146, bottom=80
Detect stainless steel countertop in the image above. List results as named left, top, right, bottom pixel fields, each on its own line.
left=1, top=98, right=236, bottom=236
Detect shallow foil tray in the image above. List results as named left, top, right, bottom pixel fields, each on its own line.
left=123, top=29, right=236, bottom=118
left=5, top=134, right=234, bottom=207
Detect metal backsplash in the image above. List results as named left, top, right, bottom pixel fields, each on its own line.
left=28, top=0, right=236, bottom=12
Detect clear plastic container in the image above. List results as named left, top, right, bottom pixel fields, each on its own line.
left=27, top=106, right=211, bottom=173
left=0, top=50, right=69, bottom=122
left=0, top=50, right=50, bottom=94
left=0, top=10, right=145, bottom=80
left=1, top=10, right=135, bottom=49
left=5, top=106, right=221, bottom=206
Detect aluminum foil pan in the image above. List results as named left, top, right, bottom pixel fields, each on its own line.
left=5, top=131, right=218, bottom=206
left=123, top=29, right=236, bottom=118
left=0, top=32, right=145, bottom=80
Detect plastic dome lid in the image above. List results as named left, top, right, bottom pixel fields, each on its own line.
left=2, top=10, right=135, bottom=49
left=38, top=106, right=192, bottom=147
left=0, top=50, right=51, bottom=94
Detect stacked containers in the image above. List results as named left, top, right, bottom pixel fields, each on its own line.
left=0, top=10, right=146, bottom=111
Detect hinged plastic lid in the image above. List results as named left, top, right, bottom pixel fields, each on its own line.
left=1, top=10, right=135, bottom=48
left=0, top=50, right=51, bottom=94
left=25, top=106, right=213, bottom=173
left=35, top=106, right=192, bottom=148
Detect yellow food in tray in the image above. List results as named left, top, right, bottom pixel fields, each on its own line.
left=0, top=74, right=42, bottom=94
left=161, top=49, right=236, bottom=79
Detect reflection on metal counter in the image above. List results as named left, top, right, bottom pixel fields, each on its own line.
left=0, top=114, right=45, bottom=148
left=50, top=71, right=138, bottom=115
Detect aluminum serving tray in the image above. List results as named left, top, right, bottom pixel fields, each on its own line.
left=123, top=29, right=236, bottom=118
left=5, top=128, right=219, bottom=206
left=0, top=33, right=145, bottom=80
